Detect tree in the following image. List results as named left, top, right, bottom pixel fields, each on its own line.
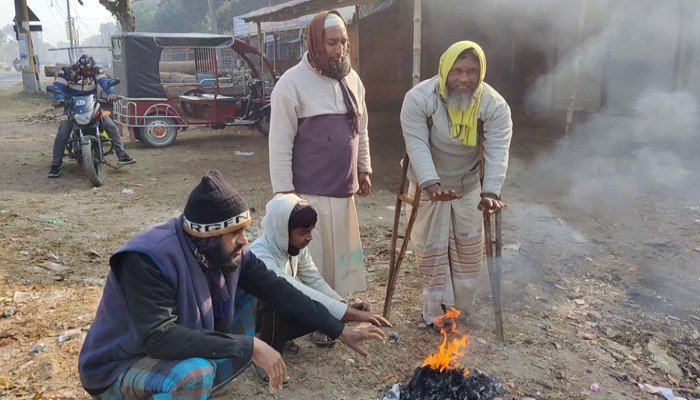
left=132, top=0, right=161, bottom=32
left=216, top=0, right=289, bottom=33
left=98, top=0, right=136, bottom=32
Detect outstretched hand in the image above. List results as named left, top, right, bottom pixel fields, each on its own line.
left=338, top=323, right=388, bottom=357
left=342, top=301, right=393, bottom=327
left=425, top=183, right=462, bottom=202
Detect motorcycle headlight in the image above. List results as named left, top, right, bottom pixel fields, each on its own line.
left=74, top=112, right=92, bottom=125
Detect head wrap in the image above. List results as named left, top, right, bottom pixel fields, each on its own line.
left=307, top=9, right=344, bottom=77
left=306, top=9, right=358, bottom=135
left=438, top=41, right=487, bottom=147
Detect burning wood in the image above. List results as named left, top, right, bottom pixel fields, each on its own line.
left=384, top=308, right=505, bottom=400
left=421, top=307, right=469, bottom=373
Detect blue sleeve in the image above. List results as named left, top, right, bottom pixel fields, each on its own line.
left=97, top=77, right=116, bottom=95
left=53, top=81, right=67, bottom=101
left=53, top=67, right=70, bottom=101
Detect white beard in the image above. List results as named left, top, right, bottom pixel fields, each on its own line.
left=446, top=89, right=476, bottom=110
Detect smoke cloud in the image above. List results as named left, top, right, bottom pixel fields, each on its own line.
left=524, top=0, right=700, bottom=212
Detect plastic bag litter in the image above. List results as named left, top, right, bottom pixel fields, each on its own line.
left=383, top=383, right=401, bottom=400
left=38, top=216, right=71, bottom=227
left=638, top=383, right=688, bottom=400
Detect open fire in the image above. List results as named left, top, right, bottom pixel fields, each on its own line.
left=421, top=307, right=470, bottom=373
left=386, top=308, right=505, bottom=400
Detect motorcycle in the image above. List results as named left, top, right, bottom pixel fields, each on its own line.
left=46, top=79, right=120, bottom=187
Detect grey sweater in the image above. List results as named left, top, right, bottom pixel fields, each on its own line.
left=400, top=76, right=512, bottom=197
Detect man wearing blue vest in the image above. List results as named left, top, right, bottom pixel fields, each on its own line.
left=78, top=170, right=388, bottom=399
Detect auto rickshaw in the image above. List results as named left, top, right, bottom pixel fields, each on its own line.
left=111, top=32, right=277, bottom=147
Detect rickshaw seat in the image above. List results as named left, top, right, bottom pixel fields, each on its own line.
left=200, top=93, right=239, bottom=103
left=179, top=95, right=213, bottom=102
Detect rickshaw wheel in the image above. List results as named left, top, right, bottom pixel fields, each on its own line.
left=140, top=117, right=178, bottom=148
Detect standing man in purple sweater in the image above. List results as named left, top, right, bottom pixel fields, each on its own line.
left=268, top=10, right=372, bottom=304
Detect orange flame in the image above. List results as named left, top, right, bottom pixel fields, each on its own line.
left=421, top=307, right=470, bottom=375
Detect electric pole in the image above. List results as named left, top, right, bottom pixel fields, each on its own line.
left=66, top=0, right=75, bottom=63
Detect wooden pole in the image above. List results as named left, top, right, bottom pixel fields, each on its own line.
left=19, top=0, right=36, bottom=75
left=353, top=4, right=361, bottom=74
left=257, top=21, right=265, bottom=79
left=18, top=0, right=39, bottom=93
left=411, top=0, right=422, bottom=86
left=384, top=0, right=424, bottom=318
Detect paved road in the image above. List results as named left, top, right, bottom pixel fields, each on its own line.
left=0, top=71, right=23, bottom=89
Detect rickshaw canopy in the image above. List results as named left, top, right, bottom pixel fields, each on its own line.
left=111, top=33, right=261, bottom=99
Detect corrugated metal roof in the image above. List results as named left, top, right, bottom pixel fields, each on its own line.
left=234, top=6, right=355, bottom=37
left=237, top=0, right=378, bottom=23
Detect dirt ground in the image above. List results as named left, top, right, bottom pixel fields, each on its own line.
left=0, top=85, right=698, bottom=400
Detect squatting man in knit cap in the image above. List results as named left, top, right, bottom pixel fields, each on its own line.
left=78, top=170, right=390, bottom=399
left=400, top=41, right=512, bottom=329
left=268, top=10, right=372, bottom=348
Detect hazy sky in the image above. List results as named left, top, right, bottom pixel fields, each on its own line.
left=1, top=0, right=116, bottom=46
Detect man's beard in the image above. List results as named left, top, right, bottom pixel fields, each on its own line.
left=195, top=236, right=242, bottom=271
left=446, top=88, right=476, bottom=110
left=287, top=245, right=301, bottom=256
left=328, top=54, right=351, bottom=79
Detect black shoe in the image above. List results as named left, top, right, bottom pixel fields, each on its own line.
left=117, top=153, right=135, bottom=165
left=48, top=165, right=61, bottom=178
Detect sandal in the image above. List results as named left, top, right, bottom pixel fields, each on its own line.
left=310, top=331, right=337, bottom=347
left=284, top=340, right=300, bottom=355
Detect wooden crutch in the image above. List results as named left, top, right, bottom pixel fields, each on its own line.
left=382, top=152, right=421, bottom=318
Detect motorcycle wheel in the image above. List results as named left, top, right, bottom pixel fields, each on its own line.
left=256, top=113, right=270, bottom=136
left=81, top=139, right=104, bottom=187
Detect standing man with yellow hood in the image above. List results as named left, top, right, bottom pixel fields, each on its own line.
left=400, top=41, right=512, bottom=327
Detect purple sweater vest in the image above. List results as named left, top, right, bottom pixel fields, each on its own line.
left=78, top=217, right=243, bottom=390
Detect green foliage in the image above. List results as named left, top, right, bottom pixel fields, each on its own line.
left=132, top=0, right=161, bottom=32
